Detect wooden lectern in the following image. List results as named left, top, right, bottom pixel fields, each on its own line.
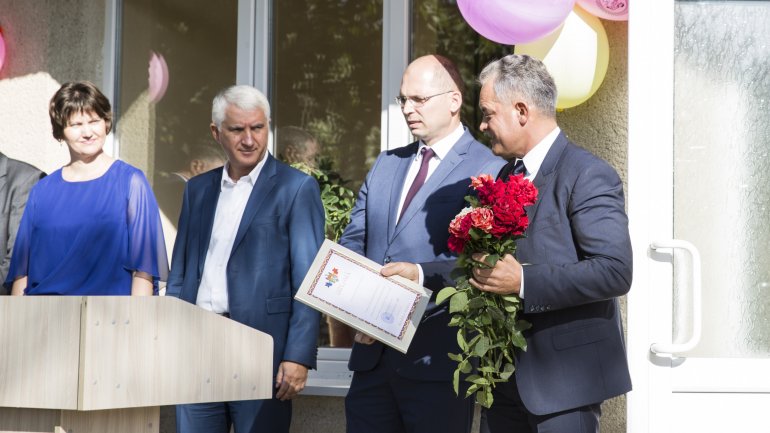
left=0, top=296, right=273, bottom=433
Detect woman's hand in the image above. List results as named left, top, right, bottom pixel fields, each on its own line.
left=131, top=271, right=154, bottom=296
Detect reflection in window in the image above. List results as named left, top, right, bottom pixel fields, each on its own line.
left=411, top=0, right=513, bottom=144
left=117, top=0, right=236, bottom=253
left=272, top=0, right=384, bottom=348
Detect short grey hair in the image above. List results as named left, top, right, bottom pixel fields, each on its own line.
left=478, top=54, right=557, bottom=118
left=211, top=85, right=271, bottom=128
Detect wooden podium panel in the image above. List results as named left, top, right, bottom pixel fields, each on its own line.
left=0, top=297, right=81, bottom=410
left=78, top=297, right=274, bottom=410
left=0, top=296, right=275, bottom=433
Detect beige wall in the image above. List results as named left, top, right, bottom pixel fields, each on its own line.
left=0, top=0, right=105, bottom=173
left=0, top=2, right=628, bottom=431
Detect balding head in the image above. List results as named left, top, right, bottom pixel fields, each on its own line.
left=399, top=55, right=464, bottom=146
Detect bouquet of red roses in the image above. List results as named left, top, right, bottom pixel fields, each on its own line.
left=436, top=173, right=537, bottom=408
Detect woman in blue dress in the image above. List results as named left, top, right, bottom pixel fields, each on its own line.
left=5, top=81, right=168, bottom=295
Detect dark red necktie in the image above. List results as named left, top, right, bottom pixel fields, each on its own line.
left=399, top=147, right=435, bottom=221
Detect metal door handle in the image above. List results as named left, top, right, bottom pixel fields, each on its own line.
left=649, top=239, right=702, bottom=356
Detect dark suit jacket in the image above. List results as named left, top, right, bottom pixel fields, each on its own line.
left=501, top=132, right=633, bottom=415
left=340, top=130, right=506, bottom=381
left=166, top=154, right=325, bottom=372
left=0, top=153, right=44, bottom=292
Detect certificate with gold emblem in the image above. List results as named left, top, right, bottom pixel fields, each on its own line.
left=296, top=239, right=432, bottom=353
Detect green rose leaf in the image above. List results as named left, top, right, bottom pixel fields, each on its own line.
left=436, top=286, right=458, bottom=305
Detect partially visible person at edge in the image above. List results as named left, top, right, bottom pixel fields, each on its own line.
left=5, top=81, right=168, bottom=296
left=471, top=54, right=633, bottom=433
left=154, top=143, right=225, bottom=225
left=277, top=125, right=321, bottom=168
left=339, top=54, right=505, bottom=433
left=0, top=152, right=45, bottom=294
left=166, top=84, right=325, bottom=433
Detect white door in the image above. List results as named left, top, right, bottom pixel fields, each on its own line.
left=627, top=0, right=770, bottom=432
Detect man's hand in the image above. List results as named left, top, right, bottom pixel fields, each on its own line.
left=380, top=261, right=419, bottom=283
left=469, top=253, right=522, bottom=295
left=275, top=361, right=308, bottom=401
left=353, top=332, right=376, bottom=345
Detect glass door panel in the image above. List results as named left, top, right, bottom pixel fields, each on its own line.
left=673, top=0, right=770, bottom=358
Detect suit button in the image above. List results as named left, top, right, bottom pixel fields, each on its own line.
left=384, top=256, right=392, bottom=264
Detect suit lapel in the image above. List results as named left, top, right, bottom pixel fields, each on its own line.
left=527, top=132, right=569, bottom=225
left=231, top=154, right=278, bottom=255
left=392, top=132, right=472, bottom=240
left=387, top=145, right=416, bottom=242
left=198, top=170, right=223, bottom=276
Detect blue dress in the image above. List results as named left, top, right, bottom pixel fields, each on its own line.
left=4, top=160, right=168, bottom=295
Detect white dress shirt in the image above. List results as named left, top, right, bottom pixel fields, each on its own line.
left=396, top=123, right=465, bottom=219
left=395, top=124, right=466, bottom=285
left=196, top=152, right=269, bottom=313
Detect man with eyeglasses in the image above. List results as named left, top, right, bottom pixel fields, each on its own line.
left=339, top=54, right=505, bottom=433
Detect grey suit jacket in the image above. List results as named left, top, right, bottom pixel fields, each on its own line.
left=340, top=130, right=506, bottom=381
left=0, top=153, right=44, bottom=293
left=500, top=132, right=633, bottom=415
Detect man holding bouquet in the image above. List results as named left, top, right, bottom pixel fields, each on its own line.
left=470, top=54, right=633, bottom=432
left=339, top=54, right=505, bottom=433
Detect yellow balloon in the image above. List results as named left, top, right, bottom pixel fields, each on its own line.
left=514, top=6, right=609, bottom=110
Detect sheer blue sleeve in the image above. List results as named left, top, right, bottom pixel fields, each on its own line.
left=126, top=171, right=169, bottom=282
left=4, top=188, right=35, bottom=289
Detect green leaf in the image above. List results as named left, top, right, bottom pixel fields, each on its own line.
left=448, top=352, right=463, bottom=362
left=449, top=291, right=469, bottom=313
left=483, top=254, right=500, bottom=267
left=459, top=359, right=472, bottom=374
left=456, top=330, right=468, bottom=351
left=453, top=369, right=460, bottom=395
left=465, top=383, right=480, bottom=398
left=448, top=315, right=464, bottom=327
left=436, top=286, right=458, bottom=305
left=500, top=363, right=515, bottom=380
left=487, top=305, right=505, bottom=322
left=473, top=336, right=491, bottom=357
left=467, top=296, right=486, bottom=310
left=465, top=195, right=479, bottom=207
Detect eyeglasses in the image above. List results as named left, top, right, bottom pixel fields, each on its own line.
left=394, top=90, right=454, bottom=108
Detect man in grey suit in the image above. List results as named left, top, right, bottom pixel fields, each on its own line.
left=471, top=54, right=632, bottom=432
left=0, top=153, right=44, bottom=293
left=340, top=54, right=505, bottom=433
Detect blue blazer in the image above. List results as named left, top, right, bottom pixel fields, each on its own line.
left=340, top=130, right=506, bottom=381
left=166, top=154, right=325, bottom=372
left=505, top=133, right=633, bottom=415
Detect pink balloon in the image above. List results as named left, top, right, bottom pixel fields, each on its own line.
left=457, top=0, right=576, bottom=45
left=148, top=51, right=169, bottom=103
left=0, top=30, right=6, bottom=73
left=576, top=0, right=628, bottom=21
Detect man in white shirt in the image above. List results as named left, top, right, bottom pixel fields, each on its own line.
left=166, top=85, right=325, bottom=433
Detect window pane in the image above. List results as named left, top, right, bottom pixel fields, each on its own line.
left=411, top=0, right=512, bottom=143
left=118, top=0, right=236, bottom=247
left=272, top=0, right=384, bottom=348
left=272, top=0, right=383, bottom=191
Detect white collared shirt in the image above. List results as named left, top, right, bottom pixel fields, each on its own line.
left=395, top=124, right=465, bottom=285
left=518, top=126, right=561, bottom=181
left=396, top=123, right=465, bottom=220
left=518, top=126, right=560, bottom=298
left=196, top=151, right=269, bottom=313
